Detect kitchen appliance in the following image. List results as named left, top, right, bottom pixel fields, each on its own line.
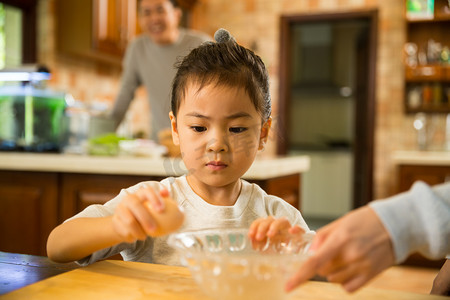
left=0, top=67, right=69, bottom=152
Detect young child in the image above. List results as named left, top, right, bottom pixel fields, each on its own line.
left=47, top=29, right=312, bottom=266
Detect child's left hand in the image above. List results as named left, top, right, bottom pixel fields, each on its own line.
left=248, top=216, right=304, bottom=251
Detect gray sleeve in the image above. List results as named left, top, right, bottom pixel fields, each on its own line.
left=109, top=41, right=141, bottom=127
left=369, top=181, right=450, bottom=263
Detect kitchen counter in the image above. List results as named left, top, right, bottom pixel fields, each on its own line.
left=0, top=152, right=310, bottom=180
left=392, top=150, right=450, bottom=166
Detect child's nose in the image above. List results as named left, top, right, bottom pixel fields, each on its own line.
left=207, top=131, right=229, bottom=153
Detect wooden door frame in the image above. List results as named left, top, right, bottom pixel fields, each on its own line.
left=277, top=9, right=378, bottom=208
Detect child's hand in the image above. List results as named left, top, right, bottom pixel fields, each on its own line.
left=111, top=187, right=167, bottom=243
left=248, top=217, right=304, bottom=252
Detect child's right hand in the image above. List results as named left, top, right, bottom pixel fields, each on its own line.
left=112, top=187, right=181, bottom=243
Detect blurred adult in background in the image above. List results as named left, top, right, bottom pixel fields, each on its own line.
left=285, top=181, right=450, bottom=296
left=110, top=0, right=210, bottom=143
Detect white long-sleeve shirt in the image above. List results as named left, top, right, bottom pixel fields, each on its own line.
left=369, top=181, right=450, bottom=263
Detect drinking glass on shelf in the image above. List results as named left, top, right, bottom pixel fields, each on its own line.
left=404, top=43, right=418, bottom=67
left=413, top=113, right=427, bottom=150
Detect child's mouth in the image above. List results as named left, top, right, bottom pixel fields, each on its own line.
left=206, top=161, right=227, bottom=171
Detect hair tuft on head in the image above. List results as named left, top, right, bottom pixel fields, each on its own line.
left=214, top=28, right=235, bottom=43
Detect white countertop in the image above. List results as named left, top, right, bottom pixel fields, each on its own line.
left=392, top=150, right=450, bottom=166
left=0, top=153, right=310, bottom=180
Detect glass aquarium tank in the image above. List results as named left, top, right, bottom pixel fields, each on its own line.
left=0, top=69, right=68, bottom=152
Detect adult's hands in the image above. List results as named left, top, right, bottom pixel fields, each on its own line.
left=431, top=259, right=450, bottom=296
left=286, top=206, right=395, bottom=293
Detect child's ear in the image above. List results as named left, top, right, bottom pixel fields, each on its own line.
left=259, top=117, right=272, bottom=150
left=169, top=111, right=180, bottom=146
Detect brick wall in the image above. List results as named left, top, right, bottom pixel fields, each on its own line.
left=37, top=0, right=447, bottom=200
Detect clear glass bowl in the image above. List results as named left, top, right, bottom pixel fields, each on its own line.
left=168, top=227, right=314, bottom=300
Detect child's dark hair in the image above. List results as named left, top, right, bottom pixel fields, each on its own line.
left=171, top=29, right=271, bottom=123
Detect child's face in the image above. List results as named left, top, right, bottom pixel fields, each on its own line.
left=170, top=82, right=271, bottom=189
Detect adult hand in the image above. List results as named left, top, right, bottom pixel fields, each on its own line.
left=431, top=259, right=450, bottom=296
left=286, top=206, right=395, bottom=293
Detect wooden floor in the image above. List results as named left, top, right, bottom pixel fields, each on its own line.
left=364, top=265, right=439, bottom=295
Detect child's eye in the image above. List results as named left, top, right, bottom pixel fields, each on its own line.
left=191, top=126, right=206, bottom=132
left=229, top=127, right=247, bottom=134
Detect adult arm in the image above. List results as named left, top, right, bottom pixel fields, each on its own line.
left=286, top=181, right=450, bottom=293
left=431, top=259, right=450, bottom=296
left=369, top=181, right=450, bottom=263
left=109, top=41, right=141, bottom=128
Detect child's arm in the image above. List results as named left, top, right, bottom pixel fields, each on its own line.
left=47, top=187, right=167, bottom=263
left=46, top=216, right=123, bottom=263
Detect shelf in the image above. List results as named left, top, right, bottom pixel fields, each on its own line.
left=405, top=65, right=450, bottom=82
left=404, top=0, right=450, bottom=115
left=405, top=105, right=450, bottom=114
left=406, top=15, right=450, bottom=23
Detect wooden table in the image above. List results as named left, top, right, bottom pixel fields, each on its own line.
left=0, top=252, right=79, bottom=295
left=0, top=256, right=445, bottom=299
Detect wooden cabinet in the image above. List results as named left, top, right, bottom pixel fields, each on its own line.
left=0, top=171, right=58, bottom=256
left=397, top=164, right=450, bottom=268
left=59, top=173, right=301, bottom=220
left=404, top=0, right=450, bottom=113
left=59, top=173, right=161, bottom=221
left=0, top=170, right=301, bottom=256
left=55, top=0, right=199, bottom=63
left=252, top=174, right=301, bottom=209
left=92, top=0, right=140, bottom=57
left=56, top=0, right=140, bottom=64
left=398, top=164, right=450, bottom=192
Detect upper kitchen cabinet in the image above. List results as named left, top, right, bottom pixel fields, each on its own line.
left=56, top=0, right=140, bottom=65
left=92, top=0, right=140, bottom=57
left=56, top=0, right=197, bottom=64
left=404, top=0, right=450, bottom=113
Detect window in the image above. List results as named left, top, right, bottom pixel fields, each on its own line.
left=0, top=3, right=23, bottom=68
left=0, top=0, right=36, bottom=66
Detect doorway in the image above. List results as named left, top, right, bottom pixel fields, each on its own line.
left=277, top=10, right=378, bottom=226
